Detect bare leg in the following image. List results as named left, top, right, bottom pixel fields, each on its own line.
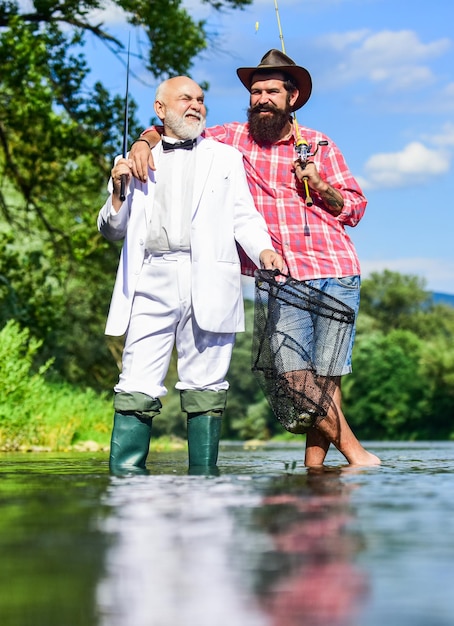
left=304, top=427, right=330, bottom=467
left=305, top=381, right=381, bottom=467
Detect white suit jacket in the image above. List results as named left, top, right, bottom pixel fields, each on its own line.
left=98, top=137, right=274, bottom=337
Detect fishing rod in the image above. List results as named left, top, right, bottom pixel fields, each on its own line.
left=119, top=36, right=131, bottom=202
left=273, top=0, right=327, bottom=218
left=294, top=137, right=327, bottom=208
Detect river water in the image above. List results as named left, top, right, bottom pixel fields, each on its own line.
left=1, top=441, right=453, bottom=626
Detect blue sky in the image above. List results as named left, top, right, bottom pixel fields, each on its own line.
left=86, top=0, right=454, bottom=294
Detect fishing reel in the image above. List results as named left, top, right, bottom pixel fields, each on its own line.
left=294, top=139, right=328, bottom=209
left=293, top=139, right=328, bottom=237
left=295, top=139, right=328, bottom=169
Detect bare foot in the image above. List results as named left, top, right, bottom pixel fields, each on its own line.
left=347, top=450, right=381, bottom=466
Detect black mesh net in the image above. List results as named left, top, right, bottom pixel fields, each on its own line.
left=252, top=270, right=355, bottom=434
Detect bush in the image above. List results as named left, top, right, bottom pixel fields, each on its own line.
left=0, top=320, right=112, bottom=450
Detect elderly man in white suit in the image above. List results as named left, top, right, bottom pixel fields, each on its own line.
left=98, top=76, right=283, bottom=474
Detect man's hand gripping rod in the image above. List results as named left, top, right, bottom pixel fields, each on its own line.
left=295, top=138, right=328, bottom=207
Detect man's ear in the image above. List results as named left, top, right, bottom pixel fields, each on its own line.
left=154, top=100, right=165, bottom=120
left=289, top=89, right=299, bottom=109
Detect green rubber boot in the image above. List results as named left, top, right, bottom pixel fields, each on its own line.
left=187, top=415, right=222, bottom=469
left=109, top=412, right=152, bottom=475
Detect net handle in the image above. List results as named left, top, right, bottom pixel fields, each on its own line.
left=258, top=268, right=291, bottom=281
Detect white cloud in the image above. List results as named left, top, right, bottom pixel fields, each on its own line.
left=361, top=258, right=454, bottom=294
left=399, top=82, right=454, bottom=116
left=318, top=29, right=451, bottom=92
left=315, top=29, right=371, bottom=52
left=430, top=122, right=454, bottom=147
left=363, top=141, right=450, bottom=188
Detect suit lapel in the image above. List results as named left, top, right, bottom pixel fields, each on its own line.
left=192, top=138, right=215, bottom=216
left=144, top=139, right=213, bottom=223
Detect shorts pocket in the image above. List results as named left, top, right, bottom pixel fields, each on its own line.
left=335, top=275, right=360, bottom=289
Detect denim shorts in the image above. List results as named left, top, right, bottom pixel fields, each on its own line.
left=269, top=275, right=360, bottom=376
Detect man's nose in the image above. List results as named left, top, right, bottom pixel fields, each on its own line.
left=189, top=98, right=201, bottom=110
left=257, top=91, right=271, bottom=104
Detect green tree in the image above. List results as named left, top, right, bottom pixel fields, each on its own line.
left=0, top=0, right=252, bottom=78
left=345, top=271, right=454, bottom=440
left=418, top=338, right=454, bottom=438
left=344, top=329, right=428, bottom=439
left=0, top=0, right=252, bottom=388
left=360, top=270, right=432, bottom=332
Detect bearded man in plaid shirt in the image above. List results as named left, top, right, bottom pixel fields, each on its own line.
left=130, top=50, right=381, bottom=468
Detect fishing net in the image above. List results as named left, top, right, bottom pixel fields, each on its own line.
left=252, top=270, right=355, bottom=434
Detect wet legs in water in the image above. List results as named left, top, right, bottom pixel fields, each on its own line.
left=304, top=378, right=381, bottom=467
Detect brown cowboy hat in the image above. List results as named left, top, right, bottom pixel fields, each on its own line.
left=236, top=49, right=312, bottom=111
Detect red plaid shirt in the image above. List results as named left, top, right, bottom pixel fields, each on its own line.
left=204, top=122, right=366, bottom=281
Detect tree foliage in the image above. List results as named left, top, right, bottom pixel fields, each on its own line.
left=360, top=269, right=432, bottom=332
left=0, top=0, right=251, bottom=387
left=342, top=273, right=454, bottom=440
left=0, top=0, right=252, bottom=77
left=343, top=329, right=428, bottom=439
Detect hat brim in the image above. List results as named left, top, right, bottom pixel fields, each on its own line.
left=236, top=65, right=312, bottom=111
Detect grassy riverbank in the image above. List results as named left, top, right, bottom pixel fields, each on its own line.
left=0, top=320, right=289, bottom=452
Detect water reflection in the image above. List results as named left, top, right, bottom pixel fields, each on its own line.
left=96, top=474, right=267, bottom=626
left=2, top=443, right=454, bottom=626
left=0, top=454, right=110, bottom=626
left=96, top=465, right=368, bottom=626
left=250, top=468, right=368, bottom=626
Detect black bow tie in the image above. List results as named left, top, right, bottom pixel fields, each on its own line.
left=162, top=138, right=197, bottom=151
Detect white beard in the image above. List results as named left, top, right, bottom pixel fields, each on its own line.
left=165, top=109, right=206, bottom=140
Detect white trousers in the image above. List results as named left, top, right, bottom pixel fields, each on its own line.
left=115, top=252, right=234, bottom=398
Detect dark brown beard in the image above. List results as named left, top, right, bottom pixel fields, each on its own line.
left=247, top=103, right=292, bottom=146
